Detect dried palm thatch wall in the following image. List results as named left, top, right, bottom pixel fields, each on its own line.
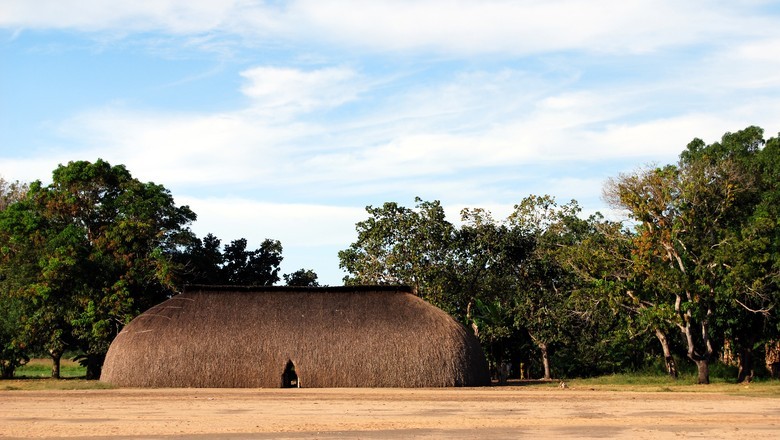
left=101, top=285, right=490, bottom=388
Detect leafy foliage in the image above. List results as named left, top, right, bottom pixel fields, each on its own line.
left=0, top=160, right=196, bottom=378
left=0, top=177, right=28, bottom=212
left=338, top=198, right=456, bottom=304
left=0, top=294, right=29, bottom=378
left=284, top=269, right=320, bottom=287
left=175, top=233, right=298, bottom=286
left=604, top=126, right=780, bottom=383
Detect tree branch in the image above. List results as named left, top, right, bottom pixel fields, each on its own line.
left=735, top=298, right=773, bottom=317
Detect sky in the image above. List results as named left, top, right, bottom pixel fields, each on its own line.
left=2, top=1, right=780, bottom=285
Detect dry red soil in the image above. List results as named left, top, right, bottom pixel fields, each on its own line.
left=2, top=386, right=779, bottom=439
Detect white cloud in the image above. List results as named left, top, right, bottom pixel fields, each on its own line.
left=47, top=65, right=368, bottom=188
left=712, top=38, right=780, bottom=90
left=588, top=116, right=736, bottom=160
left=58, top=108, right=291, bottom=187
left=288, top=0, right=700, bottom=54
left=240, top=66, right=362, bottom=116
left=0, top=157, right=73, bottom=184
left=0, top=0, right=239, bottom=33
left=3, top=1, right=776, bottom=56
left=38, top=57, right=780, bottom=203
left=736, top=37, right=780, bottom=63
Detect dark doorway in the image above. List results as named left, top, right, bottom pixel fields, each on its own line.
left=281, top=360, right=299, bottom=388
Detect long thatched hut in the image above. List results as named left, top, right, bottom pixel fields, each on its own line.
left=101, top=285, right=490, bottom=388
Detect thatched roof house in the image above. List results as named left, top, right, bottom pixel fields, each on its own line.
left=101, top=285, right=490, bottom=388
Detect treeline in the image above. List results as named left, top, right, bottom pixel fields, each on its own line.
left=338, top=126, right=780, bottom=384
left=2, top=126, right=778, bottom=384
left=0, top=160, right=318, bottom=379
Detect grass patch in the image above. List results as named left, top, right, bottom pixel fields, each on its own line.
left=1, top=358, right=115, bottom=391
left=13, top=358, right=86, bottom=379
left=0, top=378, right=114, bottom=391
left=552, top=373, right=780, bottom=396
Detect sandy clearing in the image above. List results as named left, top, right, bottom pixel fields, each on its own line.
left=1, top=386, right=779, bottom=439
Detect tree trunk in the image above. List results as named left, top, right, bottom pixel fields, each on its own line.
left=539, top=342, right=551, bottom=380
left=695, top=359, right=710, bottom=384
left=737, top=346, right=754, bottom=383
left=766, top=341, right=780, bottom=379
left=770, top=364, right=780, bottom=380
left=680, top=323, right=711, bottom=384
left=0, top=363, right=15, bottom=379
left=655, top=329, right=678, bottom=379
left=84, top=354, right=104, bottom=380
left=677, top=294, right=712, bottom=385
left=50, top=349, right=62, bottom=379
left=466, top=301, right=479, bottom=337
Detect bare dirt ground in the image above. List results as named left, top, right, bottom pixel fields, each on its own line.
left=2, top=385, right=779, bottom=439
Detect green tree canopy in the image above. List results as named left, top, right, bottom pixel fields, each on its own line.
left=0, top=159, right=196, bottom=378
left=284, top=269, right=320, bottom=287
left=338, top=198, right=456, bottom=304
left=176, top=233, right=285, bottom=286
left=604, top=126, right=779, bottom=383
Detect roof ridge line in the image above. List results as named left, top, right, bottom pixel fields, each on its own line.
left=181, top=284, right=414, bottom=294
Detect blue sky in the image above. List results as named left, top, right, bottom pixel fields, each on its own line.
left=2, top=1, right=780, bottom=285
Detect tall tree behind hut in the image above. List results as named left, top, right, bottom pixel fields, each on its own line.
left=284, top=269, right=320, bottom=287
left=338, top=198, right=456, bottom=307
left=175, top=233, right=290, bottom=286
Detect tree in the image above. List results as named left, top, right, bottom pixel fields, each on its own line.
left=0, top=293, right=28, bottom=378
left=222, top=238, right=283, bottom=286
left=0, top=177, right=28, bottom=211
left=284, top=269, right=320, bottom=287
left=604, top=127, right=774, bottom=384
left=0, top=176, right=32, bottom=378
left=177, top=234, right=284, bottom=286
left=454, top=207, right=526, bottom=309
left=559, top=212, right=679, bottom=377
left=681, top=127, right=780, bottom=382
left=506, top=195, right=585, bottom=380
left=468, top=297, right=514, bottom=377
left=0, top=180, right=78, bottom=378
left=0, top=159, right=196, bottom=378
left=338, top=198, right=455, bottom=306
left=753, top=133, right=780, bottom=378
left=177, top=233, right=224, bottom=284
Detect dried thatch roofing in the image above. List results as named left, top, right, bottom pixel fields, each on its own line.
left=101, top=285, right=490, bottom=388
